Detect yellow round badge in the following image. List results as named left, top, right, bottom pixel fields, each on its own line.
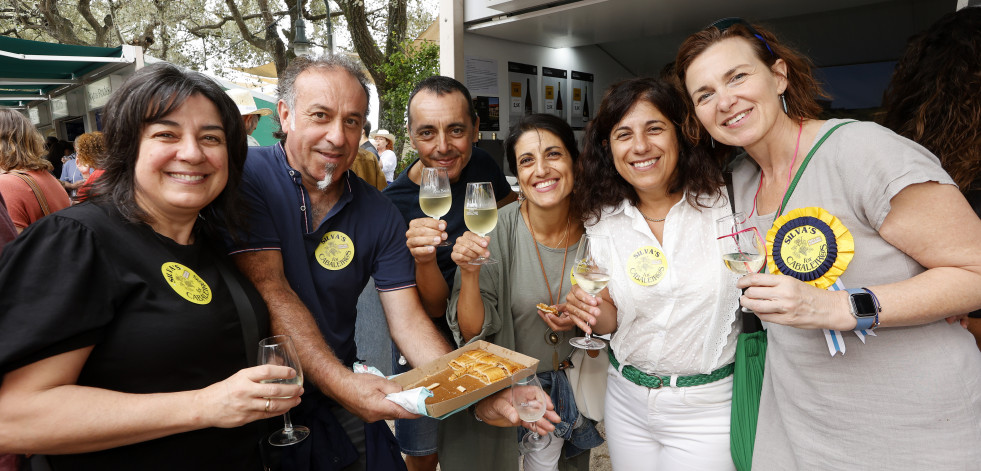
left=316, top=231, right=355, bottom=270
left=161, top=262, right=212, bottom=305
left=627, top=246, right=668, bottom=286
left=766, top=207, right=854, bottom=289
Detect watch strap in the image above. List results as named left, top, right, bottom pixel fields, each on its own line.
left=845, top=288, right=876, bottom=330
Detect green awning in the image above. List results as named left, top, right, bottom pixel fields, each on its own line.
left=0, top=36, right=134, bottom=108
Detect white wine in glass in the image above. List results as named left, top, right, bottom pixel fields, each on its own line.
left=570, top=234, right=609, bottom=350
left=716, top=212, right=766, bottom=313
left=464, top=182, right=499, bottom=265
left=512, top=373, right=551, bottom=453
left=420, top=167, right=452, bottom=247
left=258, top=335, right=310, bottom=446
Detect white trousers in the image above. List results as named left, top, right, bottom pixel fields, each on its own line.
left=604, top=364, right=736, bottom=471
left=521, top=430, right=565, bottom=471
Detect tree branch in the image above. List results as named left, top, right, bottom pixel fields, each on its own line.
left=38, top=0, right=87, bottom=45
left=336, top=0, right=385, bottom=84
left=77, top=0, right=110, bottom=46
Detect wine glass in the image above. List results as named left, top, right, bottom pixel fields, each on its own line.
left=512, top=373, right=551, bottom=453
left=569, top=234, right=610, bottom=350
left=464, top=182, right=499, bottom=265
left=419, top=167, right=452, bottom=247
left=258, top=335, right=310, bottom=446
left=715, top=212, right=766, bottom=313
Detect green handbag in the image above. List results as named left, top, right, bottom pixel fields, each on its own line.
left=730, top=327, right=767, bottom=471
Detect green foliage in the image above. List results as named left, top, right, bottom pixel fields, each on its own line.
left=376, top=39, right=439, bottom=176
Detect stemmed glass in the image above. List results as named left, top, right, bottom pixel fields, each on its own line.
left=512, top=373, right=551, bottom=453
left=464, top=182, right=499, bottom=265
left=258, top=335, right=310, bottom=446
left=715, top=212, right=766, bottom=313
left=419, top=167, right=452, bottom=247
left=570, top=234, right=610, bottom=350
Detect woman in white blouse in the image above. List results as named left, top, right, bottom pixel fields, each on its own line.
left=564, top=77, right=739, bottom=470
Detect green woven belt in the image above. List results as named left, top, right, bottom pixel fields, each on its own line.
left=608, top=349, right=734, bottom=389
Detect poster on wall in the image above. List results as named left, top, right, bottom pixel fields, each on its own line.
left=542, top=67, right=567, bottom=121
left=473, top=96, right=500, bottom=131
left=571, top=71, right=594, bottom=130
left=507, top=62, right=537, bottom=124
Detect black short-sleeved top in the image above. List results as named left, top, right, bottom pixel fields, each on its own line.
left=0, top=201, right=270, bottom=470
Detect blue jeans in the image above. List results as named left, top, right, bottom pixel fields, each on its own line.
left=392, top=343, right=438, bottom=455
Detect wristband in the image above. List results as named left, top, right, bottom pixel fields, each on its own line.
left=861, top=287, right=882, bottom=329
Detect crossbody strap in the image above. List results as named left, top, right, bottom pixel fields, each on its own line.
left=215, top=259, right=260, bottom=366
left=8, top=171, right=51, bottom=216
left=775, top=120, right=856, bottom=217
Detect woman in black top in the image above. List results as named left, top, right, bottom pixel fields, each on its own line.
left=0, top=64, right=301, bottom=470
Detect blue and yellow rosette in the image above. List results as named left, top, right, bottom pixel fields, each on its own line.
left=766, top=207, right=854, bottom=289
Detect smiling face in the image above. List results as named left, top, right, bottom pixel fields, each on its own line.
left=514, top=128, right=575, bottom=212
left=278, top=68, right=367, bottom=193
left=134, top=93, right=229, bottom=224
left=607, top=100, right=679, bottom=197
left=407, top=90, right=478, bottom=183
left=684, top=37, right=788, bottom=151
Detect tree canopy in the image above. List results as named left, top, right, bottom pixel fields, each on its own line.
left=0, top=1, right=437, bottom=110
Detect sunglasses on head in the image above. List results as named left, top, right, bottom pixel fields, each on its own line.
left=708, top=17, right=775, bottom=57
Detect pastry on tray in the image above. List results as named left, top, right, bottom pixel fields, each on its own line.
left=444, top=349, right=523, bottom=385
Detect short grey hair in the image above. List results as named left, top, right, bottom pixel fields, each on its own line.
left=278, top=54, right=371, bottom=117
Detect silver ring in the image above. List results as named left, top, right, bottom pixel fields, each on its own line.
left=264, top=398, right=271, bottom=413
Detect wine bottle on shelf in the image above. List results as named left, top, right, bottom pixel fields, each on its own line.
left=556, top=82, right=563, bottom=112
left=582, top=85, right=590, bottom=121
left=524, top=78, right=533, bottom=115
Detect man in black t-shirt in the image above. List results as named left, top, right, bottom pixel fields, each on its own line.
left=382, top=76, right=515, bottom=471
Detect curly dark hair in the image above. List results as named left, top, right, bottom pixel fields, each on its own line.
left=575, top=77, right=724, bottom=226
left=88, top=63, right=249, bottom=236
left=674, top=18, right=830, bottom=147
left=880, top=8, right=981, bottom=191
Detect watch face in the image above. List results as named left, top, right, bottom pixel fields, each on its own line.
left=850, top=292, right=877, bottom=317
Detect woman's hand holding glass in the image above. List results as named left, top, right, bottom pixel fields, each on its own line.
left=450, top=230, right=493, bottom=272
left=569, top=234, right=610, bottom=350
left=258, top=335, right=309, bottom=446
left=194, top=362, right=302, bottom=429
left=463, top=182, right=499, bottom=265
left=715, top=212, right=765, bottom=314
left=564, top=284, right=608, bottom=336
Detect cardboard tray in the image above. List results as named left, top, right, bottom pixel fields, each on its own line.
left=391, top=340, right=538, bottom=419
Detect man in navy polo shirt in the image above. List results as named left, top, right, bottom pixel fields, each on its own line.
left=382, top=76, right=515, bottom=471
left=225, top=55, right=452, bottom=470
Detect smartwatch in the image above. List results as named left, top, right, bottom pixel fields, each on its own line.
left=845, top=288, right=878, bottom=330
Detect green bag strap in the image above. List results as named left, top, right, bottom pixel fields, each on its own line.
left=775, top=120, right=856, bottom=218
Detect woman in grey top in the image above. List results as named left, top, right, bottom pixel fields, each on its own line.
left=442, top=114, right=601, bottom=471
left=675, top=18, right=981, bottom=469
